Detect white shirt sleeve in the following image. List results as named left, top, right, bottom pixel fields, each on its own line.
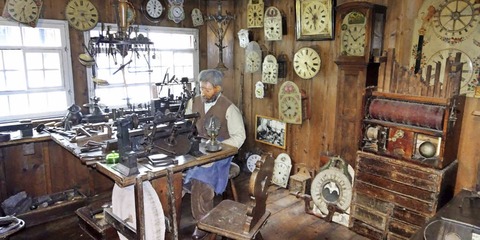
left=185, top=98, right=193, bottom=115
left=222, top=104, right=246, bottom=149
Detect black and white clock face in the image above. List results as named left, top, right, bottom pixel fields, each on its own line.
left=246, top=51, right=261, bottom=73
left=425, top=48, right=474, bottom=92
left=145, top=0, right=163, bottom=20
left=262, top=63, right=278, bottom=84
left=265, top=19, right=282, bottom=41
left=301, top=1, right=328, bottom=35
left=293, top=47, right=321, bottom=79
left=432, top=0, right=479, bottom=41
left=247, top=3, right=264, bottom=28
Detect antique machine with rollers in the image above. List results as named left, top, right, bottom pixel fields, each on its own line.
left=349, top=48, right=466, bottom=240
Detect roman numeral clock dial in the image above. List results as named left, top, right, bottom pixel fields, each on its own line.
left=3, top=0, right=43, bottom=27
left=65, top=0, right=99, bottom=31
left=247, top=0, right=264, bottom=28
left=293, top=47, right=321, bottom=80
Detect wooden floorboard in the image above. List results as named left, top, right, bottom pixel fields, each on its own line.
left=7, top=171, right=369, bottom=240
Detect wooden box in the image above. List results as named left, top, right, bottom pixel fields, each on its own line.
left=76, top=202, right=118, bottom=240
left=349, top=151, right=457, bottom=239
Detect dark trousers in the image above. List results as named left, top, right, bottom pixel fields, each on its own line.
left=191, top=179, right=215, bottom=221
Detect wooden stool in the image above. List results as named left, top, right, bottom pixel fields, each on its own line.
left=224, top=162, right=240, bottom=201
left=198, top=154, right=274, bottom=240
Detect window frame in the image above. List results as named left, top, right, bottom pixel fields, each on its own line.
left=0, top=18, right=74, bottom=123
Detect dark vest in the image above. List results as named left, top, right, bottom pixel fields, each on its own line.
left=192, top=95, right=231, bottom=140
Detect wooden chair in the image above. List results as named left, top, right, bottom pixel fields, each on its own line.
left=197, top=154, right=274, bottom=240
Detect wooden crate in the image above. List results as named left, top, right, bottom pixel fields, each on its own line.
left=349, top=151, right=457, bottom=239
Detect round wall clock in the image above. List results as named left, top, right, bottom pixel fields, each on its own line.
left=264, top=6, right=282, bottom=41
left=310, top=156, right=353, bottom=215
left=245, top=41, right=262, bottom=73
left=191, top=8, right=204, bottom=27
left=271, top=153, right=292, bottom=188
left=142, top=0, right=163, bottom=23
left=3, top=0, right=43, bottom=27
left=293, top=47, right=321, bottom=80
left=247, top=0, right=264, bottom=28
left=262, top=54, right=278, bottom=84
left=278, top=81, right=303, bottom=124
left=65, top=0, right=98, bottom=31
left=246, top=154, right=262, bottom=173
left=432, top=0, right=478, bottom=42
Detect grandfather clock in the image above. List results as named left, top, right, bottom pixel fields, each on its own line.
left=333, top=2, right=387, bottom=165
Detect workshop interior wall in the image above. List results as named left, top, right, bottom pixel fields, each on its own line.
left=0, top=0, right=477, bottom=193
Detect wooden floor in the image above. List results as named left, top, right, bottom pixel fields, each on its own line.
left=9, top=171, right=369, bottom=240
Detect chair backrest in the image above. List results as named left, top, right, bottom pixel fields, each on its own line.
left=244, top=154, right=274, bottom=233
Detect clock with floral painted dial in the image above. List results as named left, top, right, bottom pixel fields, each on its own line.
left=279, top=81, right=303, bottom=124
left=293, top=47, right=321, bottom=79
left=272, top=153, right=292, bottom=188
left=191, top=8, right=203, bottom=27
left=247, top=0, right=264, bottom=28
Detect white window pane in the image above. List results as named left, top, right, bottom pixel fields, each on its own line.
left=44, top=53, right=61, bottom=69
left=5, top=71, right=26, bottom=90
left=26, top=53, right=44, bottom=69
left=127, top=85, right=151, bottom=104
left=0, top=26, right=21, bottom=46
left=44, top=70, right=62, bottom=87
left=9, top=94, right=29, bottom=115
left=4, top=50, right=24, bottom=70
left=29, top=92, right=48, bottom=113
left=27, top=70, right=45, bottom=88
left=23, top=27, right=62, bottom=47
left=96, top=87, right=127, bottom=107
left=47, top=91, right=68, bottom=111
left=0, top=96, right=9, bottom=116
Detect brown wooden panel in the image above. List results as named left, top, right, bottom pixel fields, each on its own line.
left=391, top=206, right=428, bottom=226
left=354, top=192, right=394, bottom=214
left=351, top=204, right=389, bottom=230
left=387, top=232, right=409, bottom=240
left=356, top=171, right=436, bottom=202
left=350, top=218, right=385, bottom=240
left=388, top=218, right=420, bottom=238
left=354, top=181, right=435, bottom=215
left=357, top=152, right=441, bottom=192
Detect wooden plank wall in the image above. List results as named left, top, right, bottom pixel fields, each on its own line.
left=0, top=0, right=477, bottom=191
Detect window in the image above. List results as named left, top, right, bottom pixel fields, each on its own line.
left=0, top=19, right=74, bottom=123
left=86, top=25, right=199, bottom=109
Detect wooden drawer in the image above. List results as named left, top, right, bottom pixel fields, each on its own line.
left=350, top=218, right=385, bottom=240
left=388, top=218, right=420, bottom=238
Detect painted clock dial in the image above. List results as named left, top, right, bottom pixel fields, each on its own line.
left=271, top=153, right=292, bottom=188
left=301, top=1, right=329, bottom=35
left=245, top=41, right=262, bottom=73
left=264, top=6, right=282, bottom=41
left=247, top=0, right=264, bottom=28
left=293, top=47, right=321, bottom=79
left=246, top=154, right=262, bottom=173
left=3, top=0, right=43, bottom=27
left=262, top=54, right=278, bottom=84
left=340, top=11, right=367, bottom=57
left=432, top=0, right=479, bottom=41
left=278, top=81, right=303, bottom=124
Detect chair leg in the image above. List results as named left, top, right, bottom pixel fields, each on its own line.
left=230, top=178, right=238, bottom=202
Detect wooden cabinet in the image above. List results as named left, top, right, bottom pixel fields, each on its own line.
left=350, top=151, right=457, bottom=239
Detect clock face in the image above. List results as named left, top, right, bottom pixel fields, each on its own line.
left=143, top=0, right=163, bottom=22
left=247, top=3, right=264, bottom=28
left=341, top=11, right=367, bottom=56
left=311, top=168, right=352, bottom=212
left=279, top=96, right=301, bottom=123
left=432, top=0, right=479, bottom=42
left=5, top=0, right=42, bottom=26
left=65, top=0, right=98, bottom=31
left=255, top=81, right=265, bottom=99
left=191, top=8, right=203, bottom=27
left=262, top=62, right=278, bottom=84
left=300, top=1, right=329, bottom=36
left=168, top=5, right=184, bottom=23
left=293, top=47, right=321, bottom=79
left=246, top=154, right=262, bottom=173
left=264, top=18, right=282, bottom=41
left=425, top=48, right=474, bottom=92
left=246, top=51, right=261, bottom=73
left=272, top=162, right=291, bottom=188
left=238, top=29, right=250, bottom=48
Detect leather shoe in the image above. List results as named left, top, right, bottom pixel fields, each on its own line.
left=192, top=227, right=208, bottom=240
